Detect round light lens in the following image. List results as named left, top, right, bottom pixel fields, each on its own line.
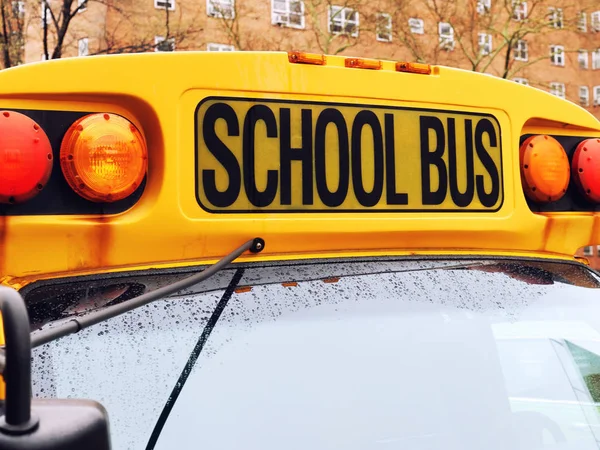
left=572, top=138, right=600, bottom=203
left=60, top=113, right=147, bottom=202
left=0, top=111, right=53, bottom=204
left=519, top=135, right=570, bottom=203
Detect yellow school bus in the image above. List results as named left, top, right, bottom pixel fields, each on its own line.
left=2, top=50, right=600, bottom=450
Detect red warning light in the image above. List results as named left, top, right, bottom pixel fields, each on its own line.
left=0, top=111, right=53, bottom=204
left=571, top=138, right=600, bottom=203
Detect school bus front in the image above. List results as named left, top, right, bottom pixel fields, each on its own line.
left=0, top=51, right=600, bottom=450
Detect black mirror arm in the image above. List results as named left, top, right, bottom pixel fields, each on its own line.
left=0, top=286, right=39, bottom=435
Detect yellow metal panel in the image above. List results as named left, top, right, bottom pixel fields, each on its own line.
left=0, top=52, right=598, bottom=286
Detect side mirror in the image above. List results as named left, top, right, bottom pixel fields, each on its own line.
left=0, top=286, right=111, bottom=450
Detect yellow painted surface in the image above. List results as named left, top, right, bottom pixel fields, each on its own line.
left=0, top=51, right=599, bottom=287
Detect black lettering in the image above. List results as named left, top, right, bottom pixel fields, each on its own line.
left=351, top=111, right=384, bottom=207
left=280, top=108, right=313, bottom=205
left=474, top=119, right=500, bottom=207
left=384, top=114, right=408, bottom=205
left=202, top=103, right=241, bottom=207
left=315, top=108, right=349, bottom=207
left=447, top=118, right=474, bottom=207
left=420, top=116, right=447, bottom=205
left=242, top=105, right=279, bottom=207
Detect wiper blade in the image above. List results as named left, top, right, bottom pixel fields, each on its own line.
left=0, top=237, right=265, bottom=374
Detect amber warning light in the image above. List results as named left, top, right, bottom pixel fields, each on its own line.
left=519, top=135, right=570, bottom=203
left=59, top=113, right=148, bottom=203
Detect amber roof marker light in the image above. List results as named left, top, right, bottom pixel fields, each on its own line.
left=519, top=135, right=570, bottom=203
left=59, top=113, right=148, bottom=203
left=395, top=62, right=432, bottom=75
left=287, top=51, right=326, bottom=65
left=344, top=57, right=382, bottom=70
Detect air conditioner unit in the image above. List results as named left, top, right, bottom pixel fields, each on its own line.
left=440, top=38, right=455, bottom=51
left=208, top=4, right=233, bottom=18
left=274, top=14, right=288, bottom=25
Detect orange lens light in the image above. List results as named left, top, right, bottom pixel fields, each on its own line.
left=60, top=113, right=147, bottom=203
left=287, top=51, right=326, bottom=65
left=344, top=57, right=382, bottom=70
left=0, top=111, right=53, bottom=204
left=572, top=138, right=600, bottom=203
left=519, top=135, right=570, bottom=203
left=395, top=61, right=432, bottom=75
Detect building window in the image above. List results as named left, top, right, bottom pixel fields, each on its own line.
left=592, top=11, right=600, bottom=31
left=593, top=50, right=600, bottom=70
left=438, top=22, right=454, bottom=51
left=12, top=1, right=25, bottom=15
left=594, top=86, right=600, bottom=106
left=579, top=50, right=589, bottom=69
left=155, top=36, right=175, bottom=51
left=328, top=5, right=359, bottom=37
left=408, top=18, right=424, bottom=34
left=548, top=7, right=563, bottom=28
left=550, top=82, right=565, bottom=99
left=580, top=86, right=590, bottom=106
left=513, top=40, right=528, bottom=61
left=78, top=38, right=89, bottom=56
left=207, top=43, right=234, bottom=51
left=550, top=45, right=564, bottom=66
left=477, top=0, right=491, bottom=14
left=478, top=32, right=492, bottom=55
left=155, top=0, right=175, bottom=10
left=512, top=0, right=527, bottom=21
left=513, top=77, right=528, bottom=85
left=578, top=12, right=587, bottom=31
left=584, top=246, right=593, bottom=256
left=207, top=0, right=234, bottom=19
left=376, top=13, right=392, bottom=42
left=271, top=0, right=304, bottom=29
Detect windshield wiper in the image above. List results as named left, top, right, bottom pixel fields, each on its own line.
left=0, top=237, right=265, bottom=373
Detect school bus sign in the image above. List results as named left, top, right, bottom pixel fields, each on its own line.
left=195, top=97, right=503, bottom=213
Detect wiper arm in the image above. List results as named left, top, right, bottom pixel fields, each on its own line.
left=0, top=237, right=265, bottom=373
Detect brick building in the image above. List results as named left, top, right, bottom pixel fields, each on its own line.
left=11, top=0, right=599, bottom=120
left=575, top=246, right=600, bottom=269
left=5, top=0, right=600, bottom=266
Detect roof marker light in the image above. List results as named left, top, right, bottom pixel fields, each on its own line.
left=59, top=113, right=147, bottom=203
left=572, top=138, right=600, bottom=203
left=395, top=61, right=432, bottom=75
left=344, top=57, right=382, bottom=70
left=0, top=111, right=53, bottom=204
left=288, top=51, right=326, bottom=65
left=519, top=135, right=570, bottom=203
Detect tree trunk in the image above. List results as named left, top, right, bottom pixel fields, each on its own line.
left=0, top=0, right=12, bottom=68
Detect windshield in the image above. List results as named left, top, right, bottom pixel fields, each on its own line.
left=29, top=257, right=600, bottom=450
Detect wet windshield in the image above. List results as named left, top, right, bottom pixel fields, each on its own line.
left=30, top=258, right=600, bottom=450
